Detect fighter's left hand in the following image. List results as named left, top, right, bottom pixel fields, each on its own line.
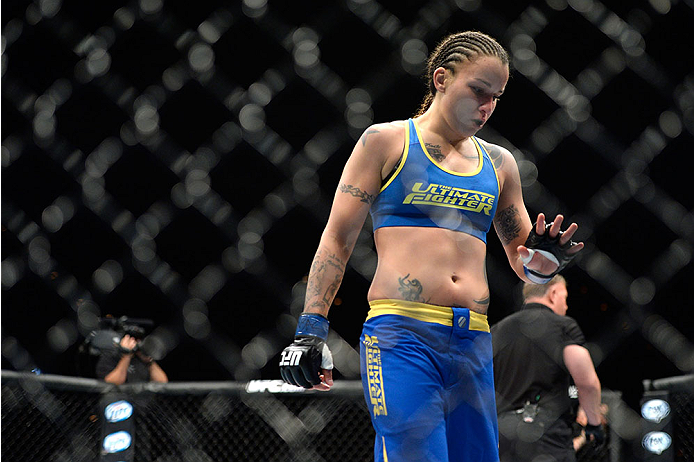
left=517, top=213, right=584, bottom=279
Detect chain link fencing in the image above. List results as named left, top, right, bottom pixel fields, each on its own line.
left=10, top=371, right=691, bottom=462
left=2, top=0, right=694, bottom=460
left=1, top=372, right=374, bottom=462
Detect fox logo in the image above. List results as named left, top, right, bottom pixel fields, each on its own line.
left=280, top=349, right=302, bottom=367
left=641, top=399, right=670, bottom=423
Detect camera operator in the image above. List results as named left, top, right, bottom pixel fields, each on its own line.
left=95, top=334, right=168, bottom=385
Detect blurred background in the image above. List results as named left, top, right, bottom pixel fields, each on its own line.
left=2, top=0, right=693, bottom=417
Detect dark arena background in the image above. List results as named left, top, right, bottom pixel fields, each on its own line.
left=2, top=0, right=693, bottom=461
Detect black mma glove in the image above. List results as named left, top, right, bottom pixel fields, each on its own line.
left=279, top=313, right=333, bottom=388
left=584, top=423, right=605, bottom=445
left=522, top=222, right=579, bottom=284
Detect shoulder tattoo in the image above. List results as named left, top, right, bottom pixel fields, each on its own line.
left=339, top=183, right=375, bottom=204
left=361, top=128, right=380, bottom=146
left=494, top=204, right=522, bottom=245
left=485, top=144, right=505, bottom=169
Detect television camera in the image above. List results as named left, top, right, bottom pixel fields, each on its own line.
left=85, top=316, right=155, bottom=355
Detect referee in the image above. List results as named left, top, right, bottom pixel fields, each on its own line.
left=492, top=275, right=604, bottom=462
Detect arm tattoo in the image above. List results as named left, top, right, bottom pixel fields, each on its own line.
left=339, top=183, right=375, bottom=204
left=306, top=250, right=345, bottom=310
left=397, top=273, right=429, bottom=302
left=425, top=143, right=445, bottom=162
left=494, top=204, right=522, bottom=245
left=361, top=128, right=380, bottom=146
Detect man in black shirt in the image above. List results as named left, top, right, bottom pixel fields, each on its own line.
left=492, top=275, right=603, bottom=462
left=96, top=334, right=168, bottom=384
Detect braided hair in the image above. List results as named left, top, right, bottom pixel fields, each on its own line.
left=415, top=31, right=509, bottom=116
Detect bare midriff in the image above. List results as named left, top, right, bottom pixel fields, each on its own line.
left=367, top=226, right=491, bottom=314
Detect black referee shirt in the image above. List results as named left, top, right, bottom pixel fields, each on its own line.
left=491, top=302, right=585, bottom=419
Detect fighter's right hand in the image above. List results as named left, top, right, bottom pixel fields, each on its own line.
left=279, top=314, right=333, bottom=390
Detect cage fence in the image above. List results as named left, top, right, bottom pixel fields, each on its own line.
left=2, top=0, right=694, bottom=460
left=6, top=372, right=693, bottom=462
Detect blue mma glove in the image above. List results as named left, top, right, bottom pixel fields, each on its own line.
left=522, top=222, right=578, bottom=284
left=279, top=313, right=333, bottom=388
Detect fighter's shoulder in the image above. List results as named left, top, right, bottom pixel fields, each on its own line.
left=475, top=137, right=516, bottom=172
left=358, top=121, right=406, bottom=149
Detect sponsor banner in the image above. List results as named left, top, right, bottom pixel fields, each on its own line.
left=103, top=431, right=132, bottom=453
left=642, top=431, right=672, bottom=455
left=641, top=399, right=671, bottom=423
left=105, top=400, right=134, bottom=423
left=245, top=380, right=305, bottom=393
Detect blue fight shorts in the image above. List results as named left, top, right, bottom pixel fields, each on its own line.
left=360, top=299, right=499, bottom=462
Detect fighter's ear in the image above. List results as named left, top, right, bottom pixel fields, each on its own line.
left=433, top=67, right=446, bottom=92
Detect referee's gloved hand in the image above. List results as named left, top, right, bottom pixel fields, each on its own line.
left=584, top=423, right=605, bottom=445
left=279, top=313, right=333, bottom=390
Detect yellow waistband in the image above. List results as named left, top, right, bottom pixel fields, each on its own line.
left=367, top=299, right=489, bottom=332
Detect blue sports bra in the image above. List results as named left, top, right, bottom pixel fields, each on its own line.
left=369, top=119, right=500, bottom=243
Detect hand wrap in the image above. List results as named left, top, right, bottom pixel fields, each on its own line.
left=279, top=313, right=333, bottom=388
left=522, top=222, right=578, bottom=284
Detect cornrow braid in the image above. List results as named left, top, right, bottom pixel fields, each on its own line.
left=415, top=31, right=509, bottom=117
